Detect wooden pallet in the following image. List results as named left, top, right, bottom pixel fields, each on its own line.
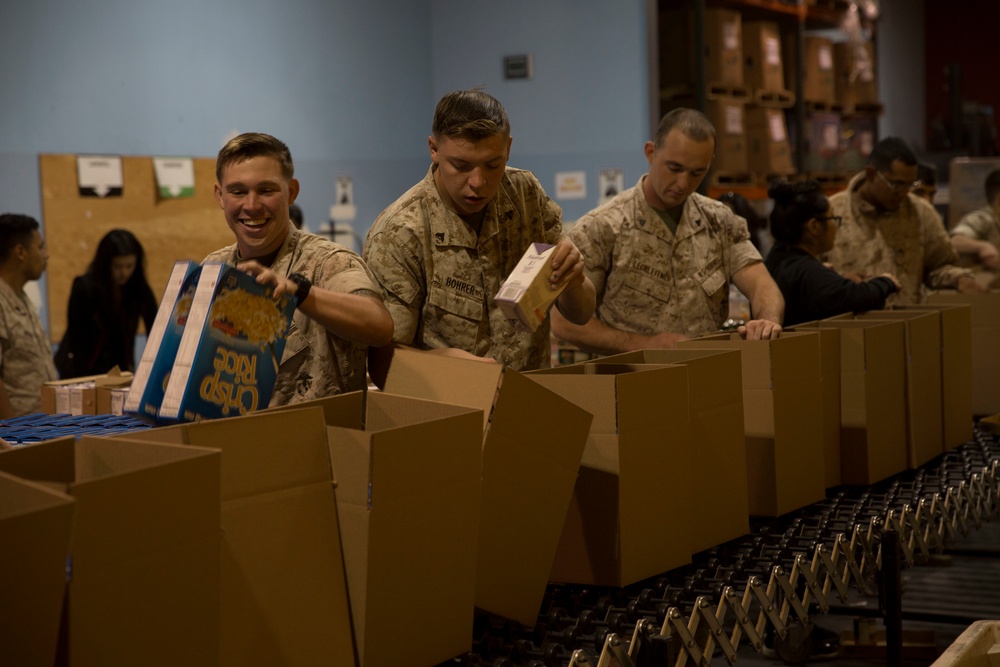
left=755, top=171, right=797, bottom=187
left=753, top=88, right=796, bottom=108
left=707, top=171, right=755, bottom=189
left=805, top=100, right=845, bottom=114
left=660, top=82, right=750, bottom=103
left=843, top=101, right=885, bottom=117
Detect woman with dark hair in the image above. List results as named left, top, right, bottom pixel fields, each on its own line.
left=764, top=179, right=900, bottom=326
left=55, top=229, right=158, bottom=377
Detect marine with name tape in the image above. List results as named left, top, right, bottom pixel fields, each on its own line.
left=551, top=108, right=784, bottom=356
left=205, top=132, right=393, bottom=405
left=0, top=213, right=57, bottom=418
left=362, top=89, right=595, bottom=386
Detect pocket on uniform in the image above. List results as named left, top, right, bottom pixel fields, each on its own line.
left=620, top=266, right=672, bottom=306
left=428, top=285, right=483, bottom=321
left=696, top=267, right=726, bottom=298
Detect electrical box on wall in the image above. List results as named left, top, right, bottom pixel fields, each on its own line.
left=504, top=54, right=533, bottom=80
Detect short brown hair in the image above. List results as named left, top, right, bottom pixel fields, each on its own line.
left=654, top=108, right=716, bottom=148
left=216, top=132, right=294, bottom=183
left=432, top=89, right=510, bottom=141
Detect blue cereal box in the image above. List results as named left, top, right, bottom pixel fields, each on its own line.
left=124, top=260, right=200, bottom=418
left=158, top=262, right=296, bottom=422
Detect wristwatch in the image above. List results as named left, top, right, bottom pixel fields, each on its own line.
left=288, top=273, right=312, bottom=306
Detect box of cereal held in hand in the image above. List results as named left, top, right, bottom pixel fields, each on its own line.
left=158, top=262, right=296, bottom=422
left=495, top=243, right=566, bottom=332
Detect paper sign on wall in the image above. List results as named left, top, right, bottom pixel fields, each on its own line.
left=153, top=157, right=195, bottom=198
left=555, top=171, right=587, bottom=200
left=77, top=155, right=123, bottom=198
left=598, top=168, right=624, bottom=206
left=330, top=175, right=357, bottom=221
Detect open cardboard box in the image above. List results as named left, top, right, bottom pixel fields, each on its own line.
left=677, top=332, right=826, bottom=516
left=595, top=348, right=750, bottom=549
left=0, top=471, right=75, bottom=667
left=383, top=348, right=591, bottom=627
left=526, top=362, right=693, bottom=586
left=115, top=407, right=354, bottom=667
left=854, top=310, right=944, bottom=468
left=894, top=304, right=973, bottom=450
left=41, top=367, right=133, bottom=416
left=793, top=319, right=907, bottom=485
left=927, top=291, right=1000, bottom=417
left=0, top=436, right=220, bottom=667
left=271, top=390, right=485, bottom=666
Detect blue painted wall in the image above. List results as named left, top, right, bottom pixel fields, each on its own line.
left=2, top=0, right=652, bottom=331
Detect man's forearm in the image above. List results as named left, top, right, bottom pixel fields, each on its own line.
left=0, top=382, right=16, bottom=420
left=554, top=278, right=597, bottom=325
left=551, top=309, right=651, bottom=356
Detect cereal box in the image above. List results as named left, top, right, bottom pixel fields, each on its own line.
left=158, top=262, right=296, bottom=422
left=124, top=260, right=200, bottom=418
left=495, top=243, right=565, bottom=332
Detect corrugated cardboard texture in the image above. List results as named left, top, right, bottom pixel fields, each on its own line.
left=927, top=292, right=1000, bottom=416
left=528, top=364, right=694, bottom=586
left=0, top=437, right=221, bottom=667
left=596, top=349, right=749, bottom=549
left=743, top=21, right=785, bottom=91
left=859, top=311, right=944, bottom=468
left=679, top=333, right=825, bottom=517
left=0, top=471, right=75, bottom=667
left=327, top=393, right=483, bottom=667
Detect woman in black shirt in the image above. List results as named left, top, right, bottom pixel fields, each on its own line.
left=764, top=179, right=900, bottom=326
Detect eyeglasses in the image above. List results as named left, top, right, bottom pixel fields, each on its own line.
left=876, top=170, right=919, bottom=193
left=815, top=215, right=842, bottom=228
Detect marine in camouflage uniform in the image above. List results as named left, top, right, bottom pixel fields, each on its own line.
left=205, top=226, right=380, bottom=404
left=364, top=166, right=562, bottom=371
left=569, top=176, right=761, bottom=338
left=953, top=206, right=1000, bottom=250
left=0, top=277, right=57, bottom=416
left=827, top=171, right=973, bottom=305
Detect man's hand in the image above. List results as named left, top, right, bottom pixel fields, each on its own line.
left=236, top=260, right=296, bottom=299
left=738, top=319, right=782, bottom=340
left=875, top=272, right=902, bottom=290
left=957, top=275, right=988, bottom=293
left=548, top=238, right=586, bottom=292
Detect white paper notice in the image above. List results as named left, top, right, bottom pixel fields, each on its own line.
left=598, top=168, right=624, bottom=206
left=723, top=23, right=739, bottom=51
left=818, top=45, right=833, bottom=71
left=330, top=175, right=357, bottom=221
left=77, top=155, right=123, bottom=197
left=153, top=157, right=195, bottom=198
left=725, top=105, right=744, bottom=135
left=556, top=171, right=587, bottom=200
left=822, top=124, right=839, bottom=151
left=768, top=113, right=786, bottom=143
left=765, top=37, right=781, bottom=65
left=860, top=131, right=874, bottom=156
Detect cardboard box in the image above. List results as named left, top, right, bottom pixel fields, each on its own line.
left=927, top=291, right=1000, bottom=416
left=840, top=114, right=877, bottom=172
left=0, top=471, right=75, bottom=667
left=496, top=242, right=566, bottom=332
left=895, top=304, right=974, bottom=449
left=115, top=407, right=355, bottom=667
left=930, top=620, right=1000, bottom=667
left=595, top=349, right=749, bottom=548
left=746, top=106, right=794, bottom=175
left=800, top=111, right=843, bottom=173
left=783, top=324, right=843, bottom=488
left=659, top=7, right=743, bottom=88
left=124, top=260, right=199, bottom=417
left=160, top=262, right=296, bottom=422
left=794, top=319, right=908, bottom=485
left=704, top=97, right=749, bottom=174
left=857, top=310, right=944, bottom=468
left=834, top=40, right=878, bottom=109
left=802, top=36, right=836, bottom=103
left=526, top=363, right=694, bottom=586
left=678, top=333, right=826, bottom=516
left=0, top=437, right=221, bottom=667
left=384, top=348, right=591, bottom=626
left=704, top=8, right=744, bottom=86
left=743, top=21, right=785, bottom=92
left=41, top=367, right=133, bottom=415
left=272, top=391, right=483, bottom=666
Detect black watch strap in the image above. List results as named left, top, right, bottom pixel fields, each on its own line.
left=289, top=273, right=312, bottom=306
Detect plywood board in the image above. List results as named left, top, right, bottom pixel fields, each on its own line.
left=40, top=154, right=234, bottom=343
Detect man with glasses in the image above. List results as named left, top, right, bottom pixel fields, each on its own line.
left=825, top=136, right=983, bottom=304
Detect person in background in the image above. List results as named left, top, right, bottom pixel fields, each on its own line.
left=54, top=229, right=158, bottom=378
left=206, top=132, right=393, bottom=404
left=825, top=137, right=984, bottom=304
left=718, top=190, right=769, bottom=255
left=950, top=168, right=1000, bottom=275
left=363, top=89, right=595, bottom=384
left=0, top=213, right=57, bottom=418
left=912, top=162, right=938, bottom=204
left=551, top=107, right=784, bottom=355
left=764, top=179, right=900, bottom=326
left=288, top=204, right=304, bottom=230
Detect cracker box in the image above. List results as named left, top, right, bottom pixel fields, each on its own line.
left=125, top=260, right=200, bottom=418
left=495, top=242, right=565, bottom=331
left=158, top=262, right=296, bottom=422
